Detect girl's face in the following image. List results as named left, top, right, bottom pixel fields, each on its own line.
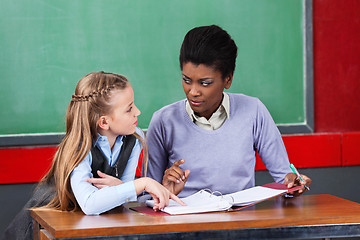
left=105, top=85, right=141, bottom=137
left=182, top=62, right=232, bottom=120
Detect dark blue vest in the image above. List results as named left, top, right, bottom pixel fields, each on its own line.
left=91, top=135, right=136, bottom=178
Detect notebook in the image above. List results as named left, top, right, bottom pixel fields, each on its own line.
left=144, top=182, right=302, bottom=215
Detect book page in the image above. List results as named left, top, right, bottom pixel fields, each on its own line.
left=224, top=186, right=287, bottom=206
left=146, top=190, right=232, bottom=215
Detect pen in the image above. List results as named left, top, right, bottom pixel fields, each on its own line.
left=289, top=163, right=310, bottom=191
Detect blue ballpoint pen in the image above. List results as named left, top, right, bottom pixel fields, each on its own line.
left=289, top=164, right=310, bottom=191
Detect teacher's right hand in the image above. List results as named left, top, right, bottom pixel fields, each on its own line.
left=162, top=159, right=190, bottom=195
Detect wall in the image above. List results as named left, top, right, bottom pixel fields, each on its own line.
left=313, top=0, right=360, bottom=132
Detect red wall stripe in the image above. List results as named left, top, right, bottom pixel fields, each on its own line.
left=282, top=133, right=342, bottom=168
left=342, top=132, right=360, bottom=166
left=0, top=146, right=56, bottom=184
left=255, top=133, right=342, bottom=171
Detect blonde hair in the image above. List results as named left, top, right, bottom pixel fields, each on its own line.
left=40, top=71, right=148, bottom=211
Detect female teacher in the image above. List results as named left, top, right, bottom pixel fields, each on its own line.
left=146, top=25, right=311, bottom=198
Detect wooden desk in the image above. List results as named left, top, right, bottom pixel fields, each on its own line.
left=31, top=194, right=360, bottom=239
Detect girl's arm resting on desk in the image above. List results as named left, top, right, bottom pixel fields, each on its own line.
left=71, top=158, right=138, bottom=215
left=71, top=152, right=184, bottom=214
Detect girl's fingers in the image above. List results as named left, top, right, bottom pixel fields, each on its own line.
left=158, top=193, right=167, bottom=210
left=86, top=178, right=102, bottom=184
left=97, top=170, right=109, bottom=178
left=170, top=193, right=186, bottom=206
left=152, top=197, right=160, bottom=211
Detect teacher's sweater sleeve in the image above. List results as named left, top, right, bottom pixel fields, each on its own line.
left=146, top=111, right=169, bottom=184
left=253, top=98, right=292, bottom=183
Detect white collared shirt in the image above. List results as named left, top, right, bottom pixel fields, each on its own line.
left=185, top=93, right=230, bottom=130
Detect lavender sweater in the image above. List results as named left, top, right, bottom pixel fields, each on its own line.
left=147, top=93, right=291, bottom=198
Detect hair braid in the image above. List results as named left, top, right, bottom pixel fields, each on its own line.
left=71, top=84, right=116, bottom=102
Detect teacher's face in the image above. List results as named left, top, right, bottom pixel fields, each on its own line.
left=182, top=62, right=232, bottom=120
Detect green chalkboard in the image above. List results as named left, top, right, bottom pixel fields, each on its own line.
left=0, top=0, right=313, bottom=144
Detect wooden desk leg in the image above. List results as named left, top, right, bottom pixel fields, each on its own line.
left=33, top=219, right=40, bottom=240
left=40, top=229, right=54, bottom=240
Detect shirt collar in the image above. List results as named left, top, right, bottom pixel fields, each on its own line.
left=222, top=93, right=230, bottom=118
left=93, top=133, right=124, bottom=147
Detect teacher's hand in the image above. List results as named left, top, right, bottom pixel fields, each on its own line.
left=162, top=159, right=190, bottom=195
left=284, top=172, right=312, bottom=197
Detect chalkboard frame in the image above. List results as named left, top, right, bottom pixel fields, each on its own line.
left=0, top=0, right=313, bottom=147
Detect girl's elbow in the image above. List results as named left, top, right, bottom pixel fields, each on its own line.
left=80, top=200, right=104, bottom=215
left=81, top=206, right=101, bottom=215
left=78, top=195, right=104, bottom=215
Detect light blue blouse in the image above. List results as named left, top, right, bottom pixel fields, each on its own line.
left=70, top=128, right=142, bottom=215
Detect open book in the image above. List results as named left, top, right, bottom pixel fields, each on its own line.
left=145, top=182, right=301, bottom=215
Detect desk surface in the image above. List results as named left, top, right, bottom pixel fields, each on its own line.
left=31, top=194, right=360, bottom=239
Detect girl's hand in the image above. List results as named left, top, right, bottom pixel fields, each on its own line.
left=86, top=170, right=123, bottom=189
left=134, top=177, right=186, bottom=211
left=162, top=159, right=190, bottom=195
